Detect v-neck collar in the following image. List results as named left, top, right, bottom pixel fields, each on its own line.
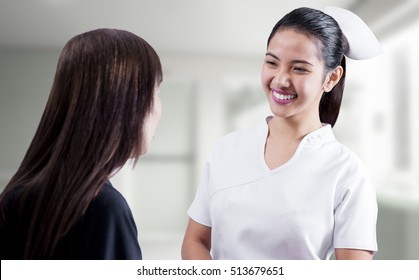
left=259, top=116, right=335, bottom=172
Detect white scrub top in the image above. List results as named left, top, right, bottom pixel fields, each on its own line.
left=188, top=119, right=378, bottom=259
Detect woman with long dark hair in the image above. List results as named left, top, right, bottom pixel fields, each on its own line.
left=182, top=7, right=382, bottom=260
left=0, top=28, right=162, bottom=259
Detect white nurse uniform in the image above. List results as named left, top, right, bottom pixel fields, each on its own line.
left=188, top=118, right=378, bottom=259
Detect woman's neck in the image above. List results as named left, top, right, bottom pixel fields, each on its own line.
left=267, top=116, right=322, bottom=141
left=264, top=116, right=322, bottom=170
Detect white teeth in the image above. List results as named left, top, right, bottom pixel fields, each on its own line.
left=273, top=92, right=297, bottom=100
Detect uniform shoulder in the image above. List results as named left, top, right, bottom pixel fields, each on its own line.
left=212, top=123, right=265, bottom=151
left=327, top=139, right=369, bottom=181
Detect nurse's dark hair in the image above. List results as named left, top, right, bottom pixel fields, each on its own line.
left=0, top=28, right=162, bottom=258
left=267, top=7, right=348, bottom=127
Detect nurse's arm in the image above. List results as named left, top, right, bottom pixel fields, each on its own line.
left=181, top=218, right=212, bottom=260
left=335, top=248, right=373, bottom=260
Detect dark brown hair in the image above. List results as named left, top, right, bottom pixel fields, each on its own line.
left=0, top=28, right=162, bottom=258
left=268, top=7, right=348, bottom=127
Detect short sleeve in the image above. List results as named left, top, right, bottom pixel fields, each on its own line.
left=333, top=164, right=378, bottom=253
left=187, top=160, right=212, bottom=227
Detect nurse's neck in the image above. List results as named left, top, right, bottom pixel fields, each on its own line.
left=268, top=116, right=322, bottom=141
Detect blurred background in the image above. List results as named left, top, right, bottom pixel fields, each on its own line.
left=0, top=0, right=418, bottom=259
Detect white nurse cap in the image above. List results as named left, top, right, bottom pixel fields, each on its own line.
left=324, top=6, right=383, bottom=60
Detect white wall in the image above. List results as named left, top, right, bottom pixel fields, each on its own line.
left=0, top=48, right=59, bottom=186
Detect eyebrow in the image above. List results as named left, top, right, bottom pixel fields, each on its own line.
left=265, top=52, right=314, bottom=66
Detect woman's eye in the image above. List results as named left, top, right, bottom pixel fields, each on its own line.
left=294, top=67, right=308, bottom=73
left=265, top=60, right=276, bottom=66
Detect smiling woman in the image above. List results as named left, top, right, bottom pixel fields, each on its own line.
left=262, top=29, right=343, bottom=125
left=182, top=6, right=382, bottom=260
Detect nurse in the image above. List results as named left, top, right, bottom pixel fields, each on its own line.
left=182, top=7, right=382, bottom=260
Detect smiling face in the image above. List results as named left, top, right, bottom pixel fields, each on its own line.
left=261, top=28, right=341, bottom=125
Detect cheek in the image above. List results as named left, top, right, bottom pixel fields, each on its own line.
left=297, top=77, right=325, bottom=101
left=148, top=97, right=162, bottom=134
left=154, top=97, right=162, bottom=122
left=261, top=68, right=272, bottom=90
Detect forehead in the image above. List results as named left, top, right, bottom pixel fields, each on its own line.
left=267, top=28, right=323, bottom=63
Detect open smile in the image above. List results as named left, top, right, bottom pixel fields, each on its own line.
left=271, top=89, right=297, bottom=104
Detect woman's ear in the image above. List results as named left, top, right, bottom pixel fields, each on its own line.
left=323, top=66, right=344, bottom=92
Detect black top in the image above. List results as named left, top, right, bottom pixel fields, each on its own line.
left=0, top=181, right=142, bottom=259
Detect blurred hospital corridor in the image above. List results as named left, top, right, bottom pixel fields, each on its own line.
left=1, top=0, right=419, bottom=259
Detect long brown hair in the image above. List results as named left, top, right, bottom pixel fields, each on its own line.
left=0, top=28, right=162, bottom=258
left=268, top=7, right=348, bottom=127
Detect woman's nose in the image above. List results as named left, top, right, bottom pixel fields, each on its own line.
left=274, top=70, right=290, bottom=87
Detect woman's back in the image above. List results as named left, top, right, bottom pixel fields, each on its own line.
left=1, top=181, right=141, bottom=259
